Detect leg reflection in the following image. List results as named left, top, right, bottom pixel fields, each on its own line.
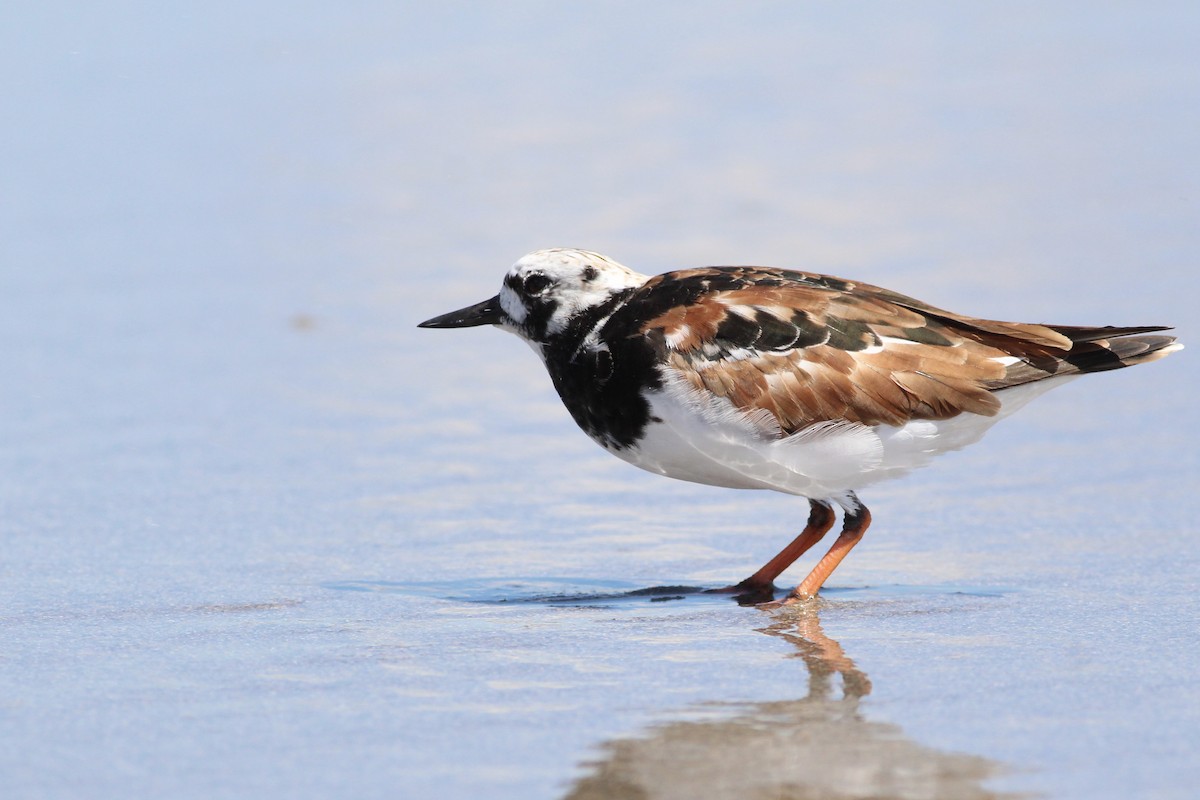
left=758, top=604, right=872, bottom=701
left=564, top=605, right=1016, bottom=800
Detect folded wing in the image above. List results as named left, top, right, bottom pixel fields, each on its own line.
left=617, top=267, right=1176, bottom=435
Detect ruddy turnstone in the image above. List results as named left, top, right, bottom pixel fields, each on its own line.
left=419, top=249, right=1181, bottom=603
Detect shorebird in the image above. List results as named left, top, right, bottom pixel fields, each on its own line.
left=419, top=249, right=1181, bottom=603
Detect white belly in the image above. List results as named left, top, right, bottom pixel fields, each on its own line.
left=610, top=374, right=1076, bottom=500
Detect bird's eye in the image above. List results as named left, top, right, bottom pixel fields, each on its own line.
left=523, top=273, right=551, bottom=295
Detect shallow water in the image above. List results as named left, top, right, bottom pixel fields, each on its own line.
left=2, top=3, right=1199, bottom=799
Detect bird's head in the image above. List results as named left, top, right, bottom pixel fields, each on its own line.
left=418, top=249, right=648, bottom=347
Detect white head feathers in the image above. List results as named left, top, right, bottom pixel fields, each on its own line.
left=498, top=248, right=649, bottom=340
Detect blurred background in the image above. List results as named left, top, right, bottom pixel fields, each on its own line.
left=2, top=3, right=1197, bottom=799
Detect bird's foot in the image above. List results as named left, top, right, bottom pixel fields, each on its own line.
left=705, top=579, right=778, bottom=606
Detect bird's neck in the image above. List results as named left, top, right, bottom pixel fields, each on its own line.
left=536, top=288, right=638, bottom=366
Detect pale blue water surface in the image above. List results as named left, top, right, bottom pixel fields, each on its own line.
left=2, top=3, right=1199, bottom=799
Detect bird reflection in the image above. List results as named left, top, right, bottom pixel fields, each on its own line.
left=761, top=608, right=873, bottom=703
left=564, top=605, right=1020, bottom=800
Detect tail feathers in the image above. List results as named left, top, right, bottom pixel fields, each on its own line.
left=1061, top=334, right=1181, bottom=373
left=987, top=330, right=1182, bottom=391
left=1045, top=323, right=1174, bottom=344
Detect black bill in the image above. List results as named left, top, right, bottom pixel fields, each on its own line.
left=417, top=295, right=503, bottom=328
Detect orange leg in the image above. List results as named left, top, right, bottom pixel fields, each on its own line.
left=782, top=501, right=872, bottom=604
left=741, top=500, right=836, bottom=590
left=711, top=501, right=835, bottom=600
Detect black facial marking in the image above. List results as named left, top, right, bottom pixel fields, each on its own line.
left=523, top=272, right=551, bottom=295
left=499, top=271, right=560, bottom=342
left=581, top=265, right=598, bottom=282
left=520, top=297, right=556, bottom=342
